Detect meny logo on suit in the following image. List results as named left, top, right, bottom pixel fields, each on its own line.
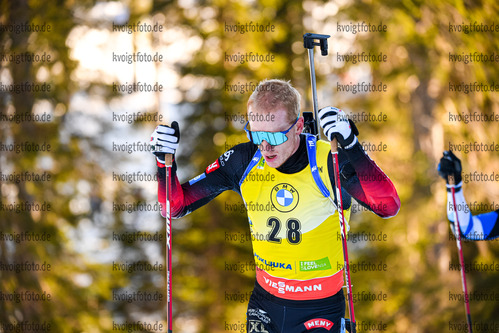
left=304, top=318, right=333, bottom=330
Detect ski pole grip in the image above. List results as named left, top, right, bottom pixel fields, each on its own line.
left=331, top=138, right=338, bottom=153
left=303, top=33, right=331, bottom=56
left=165, top=154, right=173, bottom=167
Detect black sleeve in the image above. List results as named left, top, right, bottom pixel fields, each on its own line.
left=157, top=142, right=257, bottom=218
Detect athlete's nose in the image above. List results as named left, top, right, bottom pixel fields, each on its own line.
left=260, top=140, right=273, bottom=152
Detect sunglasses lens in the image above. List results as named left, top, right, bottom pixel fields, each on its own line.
left=244, top=120, right=293, bottom=146
left=251, top=131, right=287, bottom=146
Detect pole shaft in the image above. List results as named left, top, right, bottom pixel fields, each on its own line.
left=165, top=154, right=173, bottom=333
left=331, top=138, right=356, bottom=331
left=307, top=48, right=321, bottom=140
left=304, top=32, right=355, bottom=331
left=449, top=175, right=472, bottom=333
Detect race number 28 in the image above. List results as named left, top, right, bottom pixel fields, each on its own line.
left=267, top=217, right=301, bottom=244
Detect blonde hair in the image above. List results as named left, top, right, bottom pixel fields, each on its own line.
left=247, top=79, right=301, bottom=123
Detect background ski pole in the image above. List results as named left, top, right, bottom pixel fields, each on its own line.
left=303, top=33, right=356, bottom=333
left=448, top=174, right=472, bottom=333
left=165, top=153, right=173, bottom=333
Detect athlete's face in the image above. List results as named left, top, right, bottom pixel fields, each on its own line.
left=247, top=106, right=304, bottom=168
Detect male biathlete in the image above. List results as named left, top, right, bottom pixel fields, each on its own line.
left=438, top=151, right=499, bottom=241
left=151, top=79, right=400, bottom=332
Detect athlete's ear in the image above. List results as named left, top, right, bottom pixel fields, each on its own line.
left=295, top=116, right=304, bottom=135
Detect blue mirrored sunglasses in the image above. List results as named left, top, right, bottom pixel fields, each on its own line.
left=244, top=117, right=299, bottom=146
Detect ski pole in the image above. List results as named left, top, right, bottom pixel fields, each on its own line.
left=330, top=139, right=356, bottom=333
left=448, top=175, right=472, bottom=333
left=165, top=153, right=173, bottom=333
left=303, top=33, right=329, bottom=140
left=303, top=33, right=356, bottom=333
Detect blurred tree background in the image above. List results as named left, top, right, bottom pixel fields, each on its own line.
left=1, top=0, right=498, bottom=332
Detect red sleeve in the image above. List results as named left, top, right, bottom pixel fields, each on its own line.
left=337, top=143, right=400, bottom=218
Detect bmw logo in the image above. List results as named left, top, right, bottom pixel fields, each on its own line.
left=270, top=183, right=299, bottom=212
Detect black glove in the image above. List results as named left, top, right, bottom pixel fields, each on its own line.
left=438, top=150, right=462, bottom=184
left=150, top=121, right=180, bottom=164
